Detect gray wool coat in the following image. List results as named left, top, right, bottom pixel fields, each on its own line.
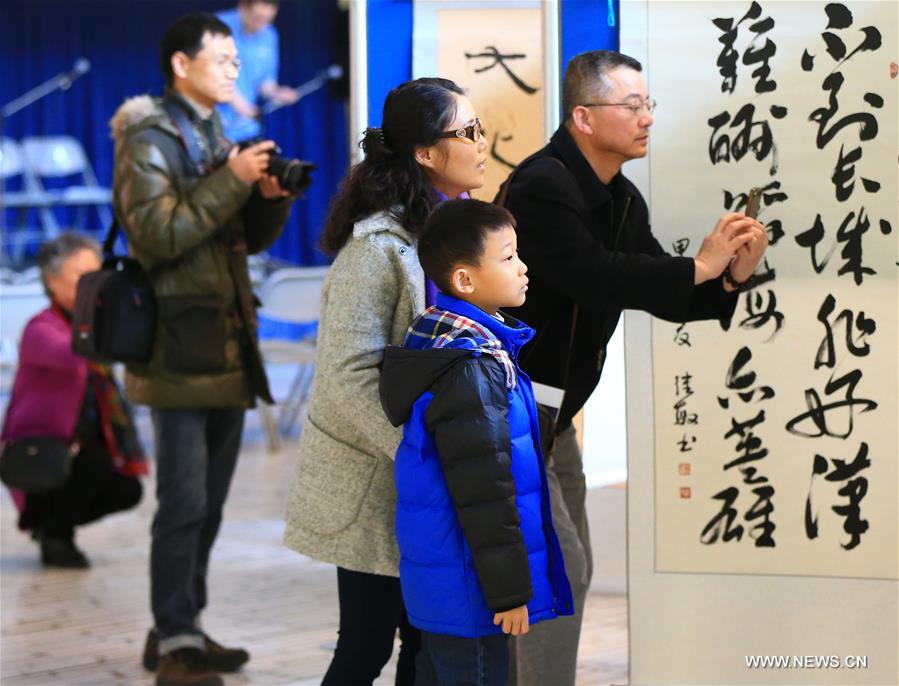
left=283, top=211, right=425, bottom=577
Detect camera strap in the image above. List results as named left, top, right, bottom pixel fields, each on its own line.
left=162, top=100, right=273, bottom=405
left=163, top=99, right=212, bottom=176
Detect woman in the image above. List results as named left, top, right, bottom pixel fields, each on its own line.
left=1, top=232, right=146, bottom=568
left=284, top=78, right=488, bottom=685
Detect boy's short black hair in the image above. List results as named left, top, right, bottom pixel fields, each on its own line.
left=418, top=199, right=516, bottom=294
left=160, top=13, right=233, bottom=86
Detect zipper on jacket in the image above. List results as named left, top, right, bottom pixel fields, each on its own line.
left=593, top=194, right=633, bottom=379
left=612, top=196, right=632, bottom=252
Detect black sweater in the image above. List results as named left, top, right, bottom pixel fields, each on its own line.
left=498, top=126, right=738, bottom=430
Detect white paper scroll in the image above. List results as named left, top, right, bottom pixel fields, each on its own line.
left=648, top=0, right=897, bottom=579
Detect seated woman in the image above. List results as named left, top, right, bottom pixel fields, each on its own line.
left=1, top=232, right=146, bottom=568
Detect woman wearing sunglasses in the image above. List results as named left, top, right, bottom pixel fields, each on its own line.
left=284, top=77, right=487, bottom=685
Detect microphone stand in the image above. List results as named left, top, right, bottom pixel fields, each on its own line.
left=1, top=67, right=86, bottom=119
left=1, top=66, right=87, bottom=266
left=260, top=70, right=340, bottom=116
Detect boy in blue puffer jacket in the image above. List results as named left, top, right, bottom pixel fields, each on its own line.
left=380, top=199, right=573, bottom=685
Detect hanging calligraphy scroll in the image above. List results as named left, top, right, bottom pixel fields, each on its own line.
left=413, top=1, right=546, bottom=201
left=646, top=0, right=897, bottom=579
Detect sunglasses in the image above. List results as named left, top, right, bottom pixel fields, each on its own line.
left=438, top=118, right=486, bottom=143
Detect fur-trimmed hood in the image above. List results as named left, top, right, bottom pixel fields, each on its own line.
left=108, top=90, right=291, bottom=410
left=109, top=95, right=168, bottom=142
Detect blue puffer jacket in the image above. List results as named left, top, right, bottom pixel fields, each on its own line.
left=380, top=293, right=573, bottom=638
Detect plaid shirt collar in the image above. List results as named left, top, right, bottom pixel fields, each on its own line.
left=404, top=293, right=535, bottom=389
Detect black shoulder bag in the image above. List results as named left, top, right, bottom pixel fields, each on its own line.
left=0, top=438, right=73, bottom=493
left=71, top=221, right=156, bottom=363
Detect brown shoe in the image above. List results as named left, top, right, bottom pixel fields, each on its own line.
left=155, top=647, right=223, bottom=686
left=144, top=629, right=249, bottom=673
left=204, top=633, right=250, bottom=672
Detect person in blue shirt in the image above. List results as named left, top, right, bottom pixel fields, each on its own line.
left=216, top=0, right=298, bottom=141
left=380, top=199, right=573, bottom=686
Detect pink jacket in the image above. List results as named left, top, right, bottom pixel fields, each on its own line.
left=1, top=306, right=88, bottom=516
left=2, top=306, right=88, bottom=444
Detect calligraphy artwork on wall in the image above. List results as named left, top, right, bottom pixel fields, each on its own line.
left=649, top=0, right=897, bottom=579
left=413, top=2, right=545, bottom=201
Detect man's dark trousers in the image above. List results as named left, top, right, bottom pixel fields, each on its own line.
left=509, top=403, right=592, bottom=686
left=150, top=407, right=245, bottom=654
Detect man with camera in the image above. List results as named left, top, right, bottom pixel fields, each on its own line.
left=497, top=50, right=769, bottom=686
left=110, top=12, right=296, bottom=686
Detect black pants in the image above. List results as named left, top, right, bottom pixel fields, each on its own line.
left=322, top=567, right=421, bottom=686
left=26, top=440, right=143, bottom=539
left=150, top=407, right=244, bottom=648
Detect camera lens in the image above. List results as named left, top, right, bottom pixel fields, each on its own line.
left=232, top=138, right=316, bottom=195
left=267, top=155, right=315, bottom=195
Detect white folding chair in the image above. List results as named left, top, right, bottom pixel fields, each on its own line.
left=0, top=137, right=60, bottom=264
left=20, top=135, right=113, bottom=236
left=255, top=266, right=329, bottom=451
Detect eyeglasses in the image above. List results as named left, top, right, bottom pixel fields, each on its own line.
left=197, top=55, right=242, bottom=72
left=581, top=98, right=657, bottom=115
left=439, top=118, right=486, bottom=143
left=219, top=57, right=242, bottom=72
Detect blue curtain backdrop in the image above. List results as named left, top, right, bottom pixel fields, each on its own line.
left=0, top=0, right=347, bottom=266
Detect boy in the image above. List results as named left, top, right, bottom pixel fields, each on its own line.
left=380, top=199, right=573, bottom=685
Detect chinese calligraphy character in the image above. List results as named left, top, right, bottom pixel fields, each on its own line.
left=738, top=288, right=784, bottom=340
left=785, top=368, right=878, bottom=439
left=489, top=130, right=516, bottom=170
left=814, top=294, right=875, bottom=368
left=708, top=103, right=787, bottom=175
left=794, top=208, right=886, bottom=285
left=804, top=443, right=871, bottom=550
left=712, top=1, right=778, bottom=94
left=703, top=347, right=776, bottom=547
left=465, top=46, right=539, bottom=94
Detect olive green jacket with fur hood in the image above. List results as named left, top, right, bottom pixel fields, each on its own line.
left=109, top=91, right=292, bottom=409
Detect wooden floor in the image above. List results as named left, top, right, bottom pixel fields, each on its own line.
left=0, top=414, right=628, bottom=686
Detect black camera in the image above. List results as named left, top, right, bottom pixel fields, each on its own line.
left=237, top=138, right=315, bottom=195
